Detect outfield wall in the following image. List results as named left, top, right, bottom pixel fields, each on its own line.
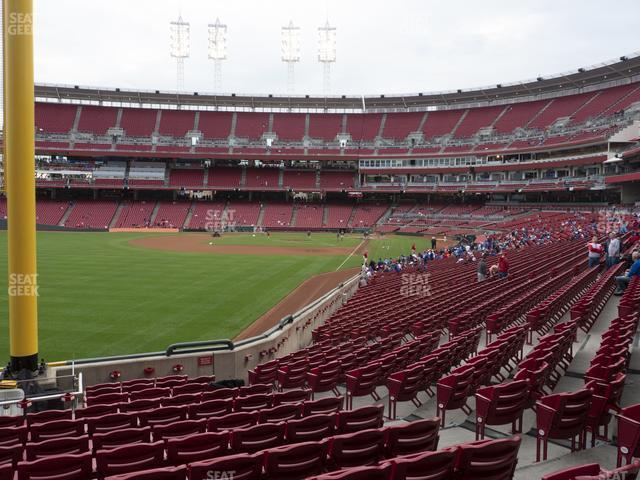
left=51, top=272, right=361, bottom=390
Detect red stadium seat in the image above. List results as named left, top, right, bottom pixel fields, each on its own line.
left=384, top=418, right=440, bottom=458
left=189, top=453, right=262, bottom=480
left=96, top=441, right=166, bottom=478
left=207, top=412, right=259, bottom=431
left=0, top=443, right=25, bottom=468
left=17, top=452, right=93, bottom=480
left=161, top=393, right=201, bottom=407
left=474, top=380, right=529, bottom=440
left=536, top=389, right=592, bottom=461
left=30, top=419, right=84, bottom=442
left=386, top=364, right=425, bottom=420
left=273, top=389, right=310, bottom=406
left=327, top=428, right=386, bottom=469
left=285, top=413, right=337, bottom=443
left=120, top=399, right=161, bottom=413
left=336, top=405, right=384, bottom=434
left=166, top=431, right=230, bottom=465
left=137, top=406, right=188, bottom=427
left=26, top=410, right=72, bottom=427
left=302, top=397, right=343, bottom=417
left=104, top=465, right=187, bottom=480
left=25, top=435, right=89, bottom=461
left=389, top=449, right=457, bottom=480
left=188, top=398, right=233, bottom=420
left=0, top=425, right=27, bottom=446
left=230, top=422, right=286, bottom=453
left=263, top=440, right=329, bottom=480
left=258, top=403, right=302, bottom=424
left=616, top=404, right=640, bottom=466
left=86, top=413, right=137, bottom=435
left=92, top=427, right=152, bottom=453
left=152, top=418, right=207, bottom=441
left=74, top=404, right=118, bottom=419
left=233, top=394, right=272, bottom=413
left=307, top=464, right=393, bottom=480
left=454, top=436, right=521, bottom=480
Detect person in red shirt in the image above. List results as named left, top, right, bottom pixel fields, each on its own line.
left=497, top=253, right=509, bottom=279
left=587, top=235, right=603, bottom=268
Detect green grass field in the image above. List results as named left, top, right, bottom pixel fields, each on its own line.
left=0, top=231, right=429, bottom=362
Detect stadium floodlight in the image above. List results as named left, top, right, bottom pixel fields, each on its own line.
left=318, top=20, right=336, bottom=95
left=281, top=20, right=301, bottom=94
left=169, top=16, right=190, bottom=91
left=208, top=18, right=228, bottom=93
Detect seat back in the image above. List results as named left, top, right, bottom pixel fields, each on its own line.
left=263, top=440, right=329, bottom=480
left=207, top=411, right=259, bottom=431
left=231, top=422, right=286, bottom=453
left=17, top=452, right=93, bottom=480
left=306, top=464, right=393, bottom=480
left=385, top=418, right=440, bottom=457
left=86, top=412, right=137, bottom=435
left=152, top=418, right=207, bottom=441
left=137, top=406, right=188, bottom=427
left=328, top=428, right=385, bottom=469
left=0, top=425, right=27, bottom=446
left=25, top=435, right=89, bottom=461
left=303, top=397, right=343, bottom=417
left=538, top=389, right=592, bottom=439
left=336, top=405, right=384, bottom=434
left=188, top=398, right=234, bottom=420
left=92, top=427, right=152, bottom=453
left=476, top=380, right=529, bottom=426
left=30, top=419, right=84, bottom=442
left=390, top=449, right=457, bottom=480
left=285, top=413, right=337, bottom=443
left=96, top=441, right=165, bottom=478
left=104, top=465, right=187, bottom=480
left=166, top=431, right=230, bottom=465
left=455, top=436, right=522, bottom=480
left=258, top=403, right=302, bottom=423
left=26, top=410, right=72, bottom=427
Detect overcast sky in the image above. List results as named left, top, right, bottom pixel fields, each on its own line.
left=33, top=0, right=640, bottom=97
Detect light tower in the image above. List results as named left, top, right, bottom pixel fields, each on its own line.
left=208, top=18, right=227, bottom=93
left=281, top=20, right=301, bottom=94
left=169, top=16, right=190, bottom=91
left=318, top=20, right=336, bottom=95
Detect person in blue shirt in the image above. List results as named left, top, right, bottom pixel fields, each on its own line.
left=614, top=251, right=640, bottom=295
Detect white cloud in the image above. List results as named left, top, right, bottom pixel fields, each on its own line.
left=31, top=0, right=640, bottom=96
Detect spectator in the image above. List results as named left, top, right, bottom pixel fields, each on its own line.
left=587, top=235, right=603, bottom=268
left=497, top=253, right=509, bottom=279
left=614, top=251, right=640, bottom=295
left=477, top=254, right=488, bottom=282
left=606, top=232, right=621, bottom=269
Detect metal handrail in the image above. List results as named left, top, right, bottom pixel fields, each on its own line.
left=0, top=372, right=83, bottom=409
left=165, top=339, right=234, bottom=356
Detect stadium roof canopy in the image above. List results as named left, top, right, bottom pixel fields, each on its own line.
left=34, top=52, right=640, bottom=113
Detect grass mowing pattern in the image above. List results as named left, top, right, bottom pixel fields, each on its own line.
left=0, top=231, right=423, bottom=362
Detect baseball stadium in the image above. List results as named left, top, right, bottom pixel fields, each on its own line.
left=1, top=1, right=640, bottom=479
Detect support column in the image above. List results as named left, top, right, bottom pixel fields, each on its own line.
left=4, top=0, right=38, bottom=373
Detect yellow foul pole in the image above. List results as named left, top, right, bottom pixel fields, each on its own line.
left=4, top=0, right=38, bottom=372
